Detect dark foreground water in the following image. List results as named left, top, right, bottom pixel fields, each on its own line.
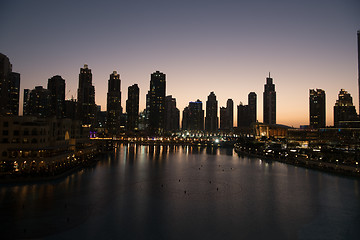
left=1, top=144, right=360, bottom=240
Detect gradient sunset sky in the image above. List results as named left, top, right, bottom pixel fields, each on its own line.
left=1, top=0, right=359, bottom=127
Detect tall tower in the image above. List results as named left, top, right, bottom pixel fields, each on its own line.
left=0, top=53, right=20, bottom=116
left=205, top=91, right=218, bottom=132
left=106, top=71, right=122, bottom=136
left=48, top=75, right=65, bottom=118
left=248, top=92, right=257, bottom=124
left=148, top=71, right=166, bottom=135
left=164, top=95, right=180, bottom=132
left=263, top=73, right=276, bottom=124
left=226, top=99, right=234, bottom=130
left=182, top=100, right=204, bottom=131
left=77, top=64, right=96, bottom=126
left=334, top=89, right=358, bottom=127
left=309, top=89, right=326, bottom=128
left=126, top=84, right=139, bottom=132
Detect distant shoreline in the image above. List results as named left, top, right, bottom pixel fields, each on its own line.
left=235, top=149, right=360, bottom=178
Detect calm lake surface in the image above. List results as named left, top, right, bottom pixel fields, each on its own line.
left=1, top=144, right=360, bottom=239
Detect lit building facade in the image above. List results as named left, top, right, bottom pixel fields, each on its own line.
left=334, top=89, right=358, bottom=127
left=24, top=86, right=51, bottom=118
left=77, top=64, right=96, bottom=126
left=106, top=71, right=122, bottom=136
left=0, top=53, right=20, bottom=116
left=147, top=71, right=166, bottom=135
left=309, top=89, right=326, bottom=128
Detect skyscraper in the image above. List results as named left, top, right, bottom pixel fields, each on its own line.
left=126, top=84, right=139, bottom=132
left=219, top=99, right=233, bottom=131
left=237, top=103, right=250, bottom=127
left=106, top=71, right=122, bottom=135
left=263, top=73, right=276, bottom=124
left=205, top=91, right=218, bottom=132
left=48, top=75, right=65, bottom=118
left=182, top=100, right=204, bottom=131
left=334, top=89, right=358, bottom=127
left=0, top=53, right=20, bottom=116
left=248, top=92, right=257, bottom=124
left=226, top=99, right=234, bottom=131
left=220, top=107, right=229, bottom=130
left=309, top=89, right=326, bottom=128
left=26, top=86, right=51, bottom=118
left=147, top=71, right=166, bottom=135
left=164, top=95, right=180, bottom=132
left=77, top=64, right=96, bottom=126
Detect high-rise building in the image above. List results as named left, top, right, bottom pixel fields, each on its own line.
left=126, top=84, right=139, bottom=132
left=106, top=71, right=122, bottom=135
left=219, top=99, right=233, bottom=131
left=77, top=64, right=96, bottom=126
left=26, top=86, right=51, bottom=118
left=248, top=92, right=257, bottom=124
left=23, top=89, right=30, bottom=116
left=0, top=53, right=20, bottom=116
left=219, top=107, right=228, bottom=130
left=226, top=99, right=234, bottom=130
left=182, top=100, right=204, bottom=131
left=205, top=91, right=218, bottom=132
left=309, top=89, right=326, bottom=128
left=334, top=89, right=358, bottom=127
left=64, top=98, right=77, bottom=120
left=147, top=71, right=166, bottom=135
left=165, top=95, right=180, bottom=132
left=48, top=75, right=65, bottom=118
left=237, top=103, right=250, bottom=127
left=263, top=73, right=276, bottom=124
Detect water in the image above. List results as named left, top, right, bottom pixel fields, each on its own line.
left=1, top=144, right=360, bottom=239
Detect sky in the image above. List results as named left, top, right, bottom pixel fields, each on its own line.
left=1, top=0, right=359, bottom=127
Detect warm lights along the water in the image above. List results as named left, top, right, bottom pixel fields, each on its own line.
left=1, top=144, right=360, bottom=239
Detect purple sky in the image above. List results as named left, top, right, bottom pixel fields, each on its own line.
left=1, top=0, right=359, bottom=127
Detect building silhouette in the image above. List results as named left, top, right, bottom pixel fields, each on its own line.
left=219, top=99, right=233, bottom=131
left=334, top=89, right=358, bottom=127
left=237, top=103, right=250, bottom=127
left=309, top=89, right=326, bottom=128
left=182, top=100, right=204, bottom=131
left=263, top=73, right=276, bottom=124
left=227, top=99, right=234, bottom=130
left=106, top=71, right=122, bottom=136
left=24, top=86, right=51, bottom=118
left=64, top=98, right=77, bottom=120
left=248, top=92, right=257, bottom=124
left=0, top=53, right=20, bottom=116
left=164, top=95, right=180, bottom=132
left=205, top=92, right=218, bottom=132
left=77, top=64, right=96, bottom=126
left=48, top=75, right=65, bottom=118
left=126, top=84, right=139, bottom=132
left=220, top=107, right=228, bottom=130
left=147, top=71, right=166, bottom=135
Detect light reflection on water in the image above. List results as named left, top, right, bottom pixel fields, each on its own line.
left=0, top=143, right=360, bottom=239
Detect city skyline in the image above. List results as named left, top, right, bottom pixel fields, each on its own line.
left=1, top=0, right=360, bottom=127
